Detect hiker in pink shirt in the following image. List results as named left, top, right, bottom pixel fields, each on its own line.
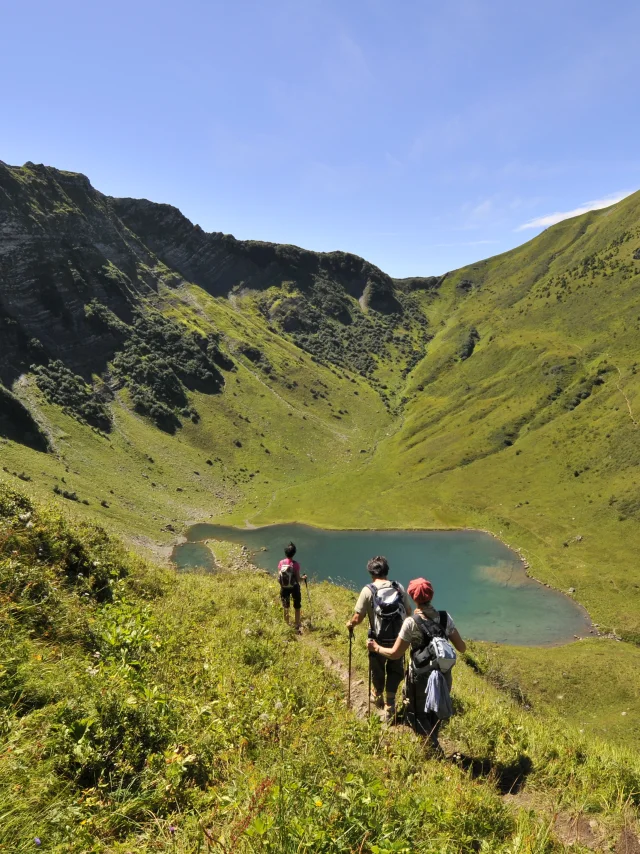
left=278, top=542, right=307, bottom=634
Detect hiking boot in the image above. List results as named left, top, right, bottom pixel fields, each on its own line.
left=371, top=691, right=384, bottom=709
left=383, top=705, right=397, bottom=724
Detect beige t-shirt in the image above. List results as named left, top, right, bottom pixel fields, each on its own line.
left=354, top=579, right=413, bottom=628
left=398, top=606, right=456, bottom=648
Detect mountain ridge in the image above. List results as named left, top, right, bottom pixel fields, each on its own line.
left=1, top=162, right=640, bottom=749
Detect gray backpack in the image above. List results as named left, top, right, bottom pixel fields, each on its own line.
left=411, top=611, right=457, bottom=675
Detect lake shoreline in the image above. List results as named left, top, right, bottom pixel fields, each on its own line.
left=174, top=519, right=596, bottom=647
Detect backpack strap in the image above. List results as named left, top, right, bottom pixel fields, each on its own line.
left=413, top=612, right=434, bottom=645
left=414, top=611, right=446, bottom=645
left=439, top=610, right=448, bottom=635
left=367, top=583, right=377, bottom=632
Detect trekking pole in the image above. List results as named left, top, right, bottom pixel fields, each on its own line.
left=367, top=628, right=374, bottom=717
left=347, top=627, right=354, bottom=709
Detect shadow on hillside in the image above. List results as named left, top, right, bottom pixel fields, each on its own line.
left=181, top=368, right=225, bottom=396
left=448, top=751, right=533, bottom=795
left=0, top=386, right=49, bottom=452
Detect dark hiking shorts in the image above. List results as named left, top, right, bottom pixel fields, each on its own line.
left=369, top=652, right=405, bottom=697
left=280, top=583, right=302, bottom=609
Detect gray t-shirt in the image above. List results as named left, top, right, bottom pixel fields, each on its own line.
left=354, top=579, right=413, bottom=628
left=398, top=606, right=456, bottom=648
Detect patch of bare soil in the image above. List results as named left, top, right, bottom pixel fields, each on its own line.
left=126, top=533, right=175, bottom=566
left=616, top=826, right=640, bottom=854
left=552, top=812, right=606, bottom=851
left=503, top=792, right=639, bottom=852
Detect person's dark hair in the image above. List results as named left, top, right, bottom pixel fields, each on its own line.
left=367, top=555, right=389, bottom=578
left=284, top=542, right=297, bottom=559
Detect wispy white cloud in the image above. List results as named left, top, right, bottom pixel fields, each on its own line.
left=458, top=194, right=506, bottom=231
left=515, top=191, right=634, bottom=231
left=470, top=199, right=493, bottom=219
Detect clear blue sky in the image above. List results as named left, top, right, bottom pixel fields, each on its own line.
left=3, top=0, right=639, bottom=277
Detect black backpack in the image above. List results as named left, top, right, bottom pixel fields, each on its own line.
left=411, top=611, right=448, bottom=674
left=367, top=581, right=407, bottom=646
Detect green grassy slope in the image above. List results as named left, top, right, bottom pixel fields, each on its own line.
left=258, top=193, right=640, bottom=642
left=2, top=483, right=640, bottom=853
left=2, top=169, right=640, bottom=754
left=0, top=283, right=387, bottom=555
left=470, top=639, right=640, bottom=749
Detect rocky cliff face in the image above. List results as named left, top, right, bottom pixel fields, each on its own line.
left=0, top=161, right=407, bottom=446
left=111, top=197, right=400, bottom=312
left=0, top=162, right=166, bottom=386
left=0, top=163, right=401, bottom=385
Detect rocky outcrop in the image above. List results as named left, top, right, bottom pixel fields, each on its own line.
left=0, top=161, right=162, bottom=386
left=111, top=197, right=401, bottom=312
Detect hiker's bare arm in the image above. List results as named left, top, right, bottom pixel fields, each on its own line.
left=367, top=637, right=410, bottom=660
left=450, top=629, right=466, bottom=653
left=346, top=612, right=365, bottom=629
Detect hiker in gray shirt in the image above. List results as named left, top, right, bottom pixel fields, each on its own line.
left=347, top=556, right=412, bottom=723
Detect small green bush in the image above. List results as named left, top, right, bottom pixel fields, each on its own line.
left=32, top=360, right=112, bottom=430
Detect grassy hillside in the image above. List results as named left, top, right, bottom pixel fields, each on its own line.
left=0, top=281, right=387, bottom=555
left=2, top=482, right=640, bottom=853
left=2, top=164, right=640, bottom=756
left=255, top=193, right=640, bottom=642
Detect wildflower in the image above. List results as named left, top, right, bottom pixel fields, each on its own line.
left=169, top=825, right=177, bottom=835
left=274, top=701, right=283, bottom=711
left=34, top=839, right=41, bottom=847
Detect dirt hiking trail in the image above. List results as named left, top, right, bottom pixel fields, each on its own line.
left=298, top=608, right=640, bottom=853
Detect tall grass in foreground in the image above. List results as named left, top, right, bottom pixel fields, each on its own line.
left=1, top=483, right=638, bottom=852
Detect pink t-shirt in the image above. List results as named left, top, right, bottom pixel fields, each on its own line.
left=278, top=558, right=301, bottom=585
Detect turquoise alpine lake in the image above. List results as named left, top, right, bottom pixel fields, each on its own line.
left=172, top=541, right=217, bottom=573
left=174, top=523, right=592, bottom=646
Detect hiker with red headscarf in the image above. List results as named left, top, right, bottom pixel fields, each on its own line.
left=367, top=577, right=466, bottom=749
